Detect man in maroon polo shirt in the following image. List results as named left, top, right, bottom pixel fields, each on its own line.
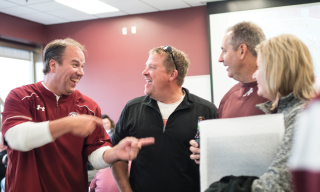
left=1, top=38, right=154, bottom=192
left=190, top=21, right=268, bottom=163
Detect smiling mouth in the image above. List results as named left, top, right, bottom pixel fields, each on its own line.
left=71, top=78, right=79, bottom=83
left=146, top=79, right=152, bottom=84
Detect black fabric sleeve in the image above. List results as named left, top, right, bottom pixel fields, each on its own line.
left=111, top=104, right=129, bottom=146
left=205, top=175, right=258, bottom=192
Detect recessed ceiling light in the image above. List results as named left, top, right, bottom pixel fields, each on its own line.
left=55, top=0, right=119, bottom=14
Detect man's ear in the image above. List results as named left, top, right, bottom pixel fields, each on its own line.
left=49, top=59, right=57, bottom=73
left=169, top=69, right=178, bottom=82
left=239, top=44, right=248, bottom=60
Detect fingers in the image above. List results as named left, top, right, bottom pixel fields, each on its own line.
left=190, top=153, right=200, bottom=160
left=189, top=139, right=200, bottom=164
left=190, top=154, right=200, bottom=164
left=189, top=146, right=200, bottom=154
left=79, top=115, right=103, bottom=126
left=122, top=137, right=155, bottom=148
left=129, top=137, right=155, bottom=160
left=189, top=139, right=199, bottom=148
left=91, top=116, right=103, bottom=126
left=129, top=141, right=140, bottom=160
left=68, top=115, right=101, bottom=137
left=117, top=137, right=155, bottom=161
left=138, top=137, right=155, bottom=147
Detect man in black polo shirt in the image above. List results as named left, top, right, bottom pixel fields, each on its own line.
left=111, top=45, right=217, bottom=192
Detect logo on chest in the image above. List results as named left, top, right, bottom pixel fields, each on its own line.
left=243, top=88, right=253, bottom=97
left=68, top=112, right=80, bottom=117
left=37, top=105, right=45, bottom=111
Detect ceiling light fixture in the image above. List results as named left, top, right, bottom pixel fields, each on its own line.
left=55, top=0, right=119, bottom=14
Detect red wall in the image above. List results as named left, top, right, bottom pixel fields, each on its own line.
left=0, top=6, right=210, bottom=122
left=46, top=6, right=210, bottom=122
left=0, top=12, right=47, bottom=45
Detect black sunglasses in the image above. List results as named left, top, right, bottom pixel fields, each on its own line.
left=163, top=45, right=177, bottom=70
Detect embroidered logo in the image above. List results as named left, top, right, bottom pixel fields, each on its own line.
left=243, top=88, right=253, bottom=97
left=68, top=112, right=80, bottom=117
left=37, top=105, right=45, bottom=111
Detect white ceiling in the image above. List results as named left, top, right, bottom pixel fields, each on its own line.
left=0, top=0, right=216, bottom=25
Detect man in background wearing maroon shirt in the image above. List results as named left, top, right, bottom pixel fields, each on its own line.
left=190, top=21, right=268, bottom=163
left=1, top=38, right=154, bottom=192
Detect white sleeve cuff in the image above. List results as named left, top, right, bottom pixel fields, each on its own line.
left=5, top=121, right=54, bottom=152
left=88, top=146, right=112, bottom=169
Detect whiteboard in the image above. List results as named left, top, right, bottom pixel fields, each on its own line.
left=183, top=75, right=212, bottom=103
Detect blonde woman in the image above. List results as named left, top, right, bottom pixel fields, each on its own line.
left=251, top=34, right=315, bottom=192
left=205, top=34, right=315, bottom=192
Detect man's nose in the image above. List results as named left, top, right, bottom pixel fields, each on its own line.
left=78, top=67, right=84, bottom=76
left=142, top=68, right=148, bottom=75
left=218, top=53, right=223, bottom=62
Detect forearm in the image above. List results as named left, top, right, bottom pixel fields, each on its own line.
left=5, top=116, right=78, bottom=151
left=111, top=161, right=132, bottom=192
left=49, top=117, right=73, bottom=139
left=102, top=147, right=119, bottom=165
left=5, top=121, right=54, bottom=151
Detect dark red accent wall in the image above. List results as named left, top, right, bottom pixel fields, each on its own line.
left=1, top=6, right=210, bottom=122
left=0, top=12, right=47, bottom=44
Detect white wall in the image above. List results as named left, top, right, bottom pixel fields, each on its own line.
left=183, top=75, right=212, bottom=103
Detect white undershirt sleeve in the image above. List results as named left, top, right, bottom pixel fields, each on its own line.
left=88, top=146, right=112, bottom=169
left=4, top=121, right=54, bottom=152
left=6, top=120, right=112, bottom=168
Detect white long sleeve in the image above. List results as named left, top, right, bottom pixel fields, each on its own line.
left=5, top=121, right=112, bottom=169
left=88, top=146, right=112, bottom=169
left=5, top=121, right=54, bottom=152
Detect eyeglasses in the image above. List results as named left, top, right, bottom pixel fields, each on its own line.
left=163, top=45, right=177, bottom=70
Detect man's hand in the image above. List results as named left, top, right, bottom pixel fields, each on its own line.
left=49, top=114, right=102, bottom=139
left=189, top=139, right=200, bottom=164
left=114, top=137, right=155, bottom=161
left=103, top=137, right=155, bottom=165
left=68, top=115, right=102, bottom=137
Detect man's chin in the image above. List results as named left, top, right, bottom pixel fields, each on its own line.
left=144, top=89, right=152, bottom=97
left=65, top=88, right=76, bottom=95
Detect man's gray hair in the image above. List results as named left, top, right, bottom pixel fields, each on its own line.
left=227, top=21, right=266, bottom=57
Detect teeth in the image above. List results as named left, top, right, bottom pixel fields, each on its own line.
left=71, top=79, right=79, bottom=83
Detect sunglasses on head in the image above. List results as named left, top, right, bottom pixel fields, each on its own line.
left=163, top=45, right=177, bottom=70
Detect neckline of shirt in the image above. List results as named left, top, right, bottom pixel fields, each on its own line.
left=41, top=81, right=61, bottom=102
left=157, top=90, right=185, bottom=107
left=241, top=81, right=257, bottom=87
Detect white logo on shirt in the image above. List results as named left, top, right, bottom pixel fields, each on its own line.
left=37, top=105, right=45, bottom=111
left=68, top=112, right=80, bottom=117
left=243, top=88, right=253, bottom=97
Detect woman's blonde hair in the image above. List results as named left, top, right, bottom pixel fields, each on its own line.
left=256, top=34, right=315, bottom=110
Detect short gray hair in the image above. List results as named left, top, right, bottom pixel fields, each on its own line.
left=227, top=21, right=266, bottom=57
